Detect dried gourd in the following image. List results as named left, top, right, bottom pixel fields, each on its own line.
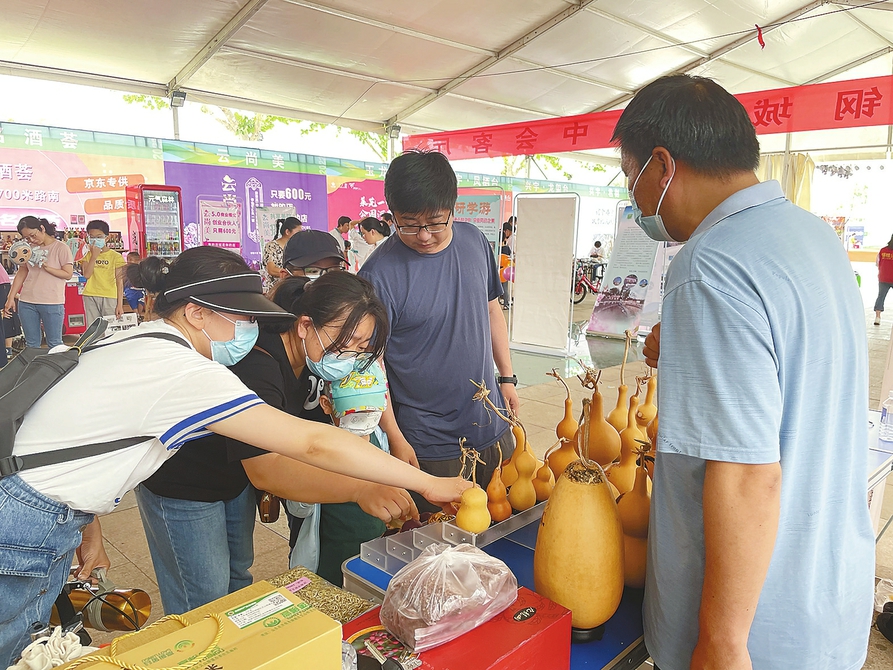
left=616, top=446, right=651, bottom=588
left=607, top=399, right=649, bottom=495
left=635, top=373, right=657, bottom=430
left=645, top=416, right=658, bottom=479
left=454, top=442, right=491, bottom=534
left=548, top=369, right=578, bottom=442
left=469, top=379, right=536, bottom=512
left=607, top=330, right=635, bottom=433
left=533, top=442, right=558, bottom=502
left=486, top=443, right=512, bottom=523
left=534, top=460, right=624, bottom=631
left=583, top=375, right=621, bottom=467
left=508, top=440, right=538, bottom=512
left=501, top=425, right=524, bottom=488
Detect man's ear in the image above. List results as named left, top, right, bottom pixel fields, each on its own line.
left=279, top=268, right=289, bottom=279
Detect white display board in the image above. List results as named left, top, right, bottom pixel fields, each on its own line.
left=587, top=206, right=660, bottom=338
left=255, top=206, right=297, bottom=258
left=510, top=193, right=579, bottom=356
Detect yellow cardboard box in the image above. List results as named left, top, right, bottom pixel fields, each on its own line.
left=59, top=583, right=341, bottom=669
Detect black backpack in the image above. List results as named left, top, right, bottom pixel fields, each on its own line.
left=0, top=318, right=190, bottom=479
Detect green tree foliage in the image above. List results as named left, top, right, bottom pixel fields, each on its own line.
left=199, top=106, right=293, bottom=141
left=500, top=155, right=606, bottom=180
left=300, top=123, right=388, bottom=161
left=122, top=94, right=169, bottom=110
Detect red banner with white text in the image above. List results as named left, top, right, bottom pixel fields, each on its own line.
left=404, top=75, right=893, bottom=159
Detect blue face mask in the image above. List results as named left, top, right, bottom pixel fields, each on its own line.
left=303, top=324, right=357, bottom=381
left=203, top=312, right=259, bottom=367
left=629, top=155, right=677, bottom=242
left=90, top=237, right=107, bottom=249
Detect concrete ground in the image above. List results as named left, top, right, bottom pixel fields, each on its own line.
left=89, top=262, right=893, bottom=667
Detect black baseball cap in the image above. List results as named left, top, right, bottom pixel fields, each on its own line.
left=164, top=273, right=294, bottom=319
left=283, top=230, right=345, bottom=268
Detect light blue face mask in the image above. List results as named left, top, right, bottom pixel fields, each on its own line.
left=629, top=155, right=677, bottom=242
left=90, top=237, right=107, bottom=249
left=303, top=324, right=357, bottom=381
left=203, top=312, right=259, bottom=367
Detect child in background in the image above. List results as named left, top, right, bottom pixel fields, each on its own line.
left=287, top=359, right=393, bottom=585
left=81, top=219, right=125, bottom=322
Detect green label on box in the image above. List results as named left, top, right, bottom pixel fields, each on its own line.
left=225, top=592, right=296, bottom=629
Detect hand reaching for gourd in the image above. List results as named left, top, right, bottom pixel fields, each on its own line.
left=356, top=483, right=419, bottom=523
left=643, top=322, right=660, bottom=368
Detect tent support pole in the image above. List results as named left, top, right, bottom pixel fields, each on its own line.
left=172, top=106, right=180, bottom=141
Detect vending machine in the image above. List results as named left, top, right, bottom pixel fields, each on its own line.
left=125, top=185, right=184, bottom=258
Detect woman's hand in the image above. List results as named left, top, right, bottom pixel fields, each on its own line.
left=355, top=483, right=419, bottom=522
left=3, top=296, right=15, bottom=314
left=419, top=475, right=472, bottom=507
left=75, top=518, right=111, bottom=583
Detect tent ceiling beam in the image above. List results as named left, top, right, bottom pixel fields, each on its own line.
left=831, top=0, right=893, bottom=11
left=283, top=1, right=634, bottom=101
left=509, top=56, right=636, bottom=94
left=282, top=0, right=495, bottom=56
left=576, top=3, right=797, bottom=86
left=843, top=11, right=893, bottom=49
left=179, top=88, right=384, bottom=132
left=587, top=0, right=827, bottom=113
left=167, top=0, right=272, bottom=93
left=0, top=59, right=170, bottom=98
left=802, top=46, right=893, bottom=84
left=386, top=0, right=598, bottom=126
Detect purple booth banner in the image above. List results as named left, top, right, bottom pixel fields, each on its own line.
left=163, top=162, right=328, bottom=266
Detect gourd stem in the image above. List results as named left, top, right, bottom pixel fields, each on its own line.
left=620, top=329, right=633, bottom=388
left=547, top=368, right=571, bottom=402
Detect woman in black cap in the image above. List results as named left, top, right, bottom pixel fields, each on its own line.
left=0, top=246, right=468, bottom=667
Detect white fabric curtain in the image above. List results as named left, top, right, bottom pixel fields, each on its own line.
left=758, top=153, right=814, bottom=211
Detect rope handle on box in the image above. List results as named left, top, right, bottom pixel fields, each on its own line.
left=66, top=613, right=225, bottom=670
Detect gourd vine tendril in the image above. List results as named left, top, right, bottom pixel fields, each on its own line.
left=620, top=329, right=634, bottom=388
left=470, top=378, right=531, bottom=454
left=547, top=368, right=571, bottom=400
left=459, top=438, right=486, bottom=486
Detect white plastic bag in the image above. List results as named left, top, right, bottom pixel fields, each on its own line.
left=380, top=543, right=518, bottom=652
left=876, top=578, right=893, bottom=613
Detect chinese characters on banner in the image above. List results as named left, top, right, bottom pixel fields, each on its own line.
left=405, top=75, right=893, bottom=159
left=455, top=194, right=502, bottom=259
left=199, top=199, right=242, bottom=251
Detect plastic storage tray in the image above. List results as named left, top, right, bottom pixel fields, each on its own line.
left=359, top=501, right=546, bottom=575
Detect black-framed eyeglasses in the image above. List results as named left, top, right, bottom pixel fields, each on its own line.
left=286, top=264, right=344, bottom=279
left=314, top=324, right=375, bottom=361
left=395, top=212, right=452, bottom=236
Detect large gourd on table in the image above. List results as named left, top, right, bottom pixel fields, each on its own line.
left=534, top=404, right=625, bottom=637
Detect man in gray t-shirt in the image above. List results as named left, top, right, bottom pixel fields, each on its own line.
left=360, top=151, right=518, bottom=509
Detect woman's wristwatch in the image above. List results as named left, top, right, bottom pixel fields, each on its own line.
left=497, top=375, right=518, bottom=386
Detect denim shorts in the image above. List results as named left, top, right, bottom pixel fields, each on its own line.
left=0, top=475, right=93, bottom=668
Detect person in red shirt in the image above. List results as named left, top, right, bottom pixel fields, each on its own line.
left=875, top=235, right=893, bottom=325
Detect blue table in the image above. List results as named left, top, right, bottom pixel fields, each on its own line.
left=343, top=519, right=647, bottom=670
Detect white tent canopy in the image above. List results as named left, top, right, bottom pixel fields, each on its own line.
left=3, top=0, right=893, bottom=161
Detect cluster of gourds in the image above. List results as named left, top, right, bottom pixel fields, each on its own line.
left=534, top=331, right=659, bottom=634
left=454, top=380, right=555, bottom=535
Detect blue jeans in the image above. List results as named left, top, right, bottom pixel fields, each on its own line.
left=135, top=484, right=255, bottom=615
left=876, top=283, right=893, bottom=313
left=18, top=302, right=64, bottom=348
left=0, top=475, right=93, bottom=668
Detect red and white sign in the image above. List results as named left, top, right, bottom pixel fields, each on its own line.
left=405, top=75, right=893, bottom=160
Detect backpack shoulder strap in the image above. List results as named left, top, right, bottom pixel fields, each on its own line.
left=0, top=330, right=192, bottom=478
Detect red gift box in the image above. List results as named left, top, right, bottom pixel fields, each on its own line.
left=342, top=587, right=571, bottom=670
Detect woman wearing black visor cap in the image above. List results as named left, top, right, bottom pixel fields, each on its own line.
left=0, top=246, right=470, bottom=667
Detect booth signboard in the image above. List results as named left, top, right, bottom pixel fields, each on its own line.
left=457, top=194, right=502, bottom=259
left=199, top=199, right=242, bottom=251
left=255, top=205, right=297, bottom=258
left=587, top=206, right=659, bottom=339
